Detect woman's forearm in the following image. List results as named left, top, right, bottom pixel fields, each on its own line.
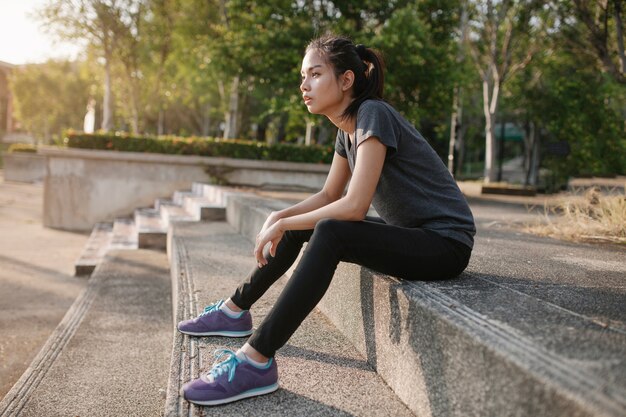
left=277, top=196, right=363, bottom=232
left=275, top=190, right=336, bottom=219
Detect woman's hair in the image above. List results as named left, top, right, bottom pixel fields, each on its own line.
left=306, top=34, right=385, bottom=121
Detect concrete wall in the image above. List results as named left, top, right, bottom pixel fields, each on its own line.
left=2, top=152, right=46, bottom=183
left=40, top=147, right=329, bottom=231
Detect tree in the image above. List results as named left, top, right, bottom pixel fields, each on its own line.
left=466, top=0, right=543, bottom=182
left=10, top=60, right=94, bottom=141
left=38, top=0, right=145, bottom=131
left=551, top=0, right=625, bottom=84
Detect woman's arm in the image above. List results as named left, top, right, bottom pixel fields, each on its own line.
left=258, top=151, right=351, bottom=234
left=255, top=138, right=386, bottom=265
left=278, top=138, right=386, bottom=229
left=275, top=151, right=352, bottom=218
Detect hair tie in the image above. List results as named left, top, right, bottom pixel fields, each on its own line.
left=355, top=44, right=367, bottom=58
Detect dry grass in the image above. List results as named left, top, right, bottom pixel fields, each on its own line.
left=525, top=188, right=626, bottom=244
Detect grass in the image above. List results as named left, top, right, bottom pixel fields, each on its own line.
left=525, top=187, right=626, bottom=244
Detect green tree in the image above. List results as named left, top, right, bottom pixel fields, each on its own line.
left=38, top=0, right=145, bottom=131
left=466, top=0, right=544, bottom=182
left=10, top=60, right=94, bottom=142
left=373, top=0, right=462, bottom=157
left=549, top=0, right=625, bottom=84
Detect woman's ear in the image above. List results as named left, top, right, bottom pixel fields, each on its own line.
left=341, top=70, right=355, bottom=92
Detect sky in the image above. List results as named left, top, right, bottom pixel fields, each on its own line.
left=0, top=0, right=83, bottom=65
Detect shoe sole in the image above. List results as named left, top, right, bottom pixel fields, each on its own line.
left=186, top=382, right=279, bottom=406
left=177, top=328, right=253, bottom=337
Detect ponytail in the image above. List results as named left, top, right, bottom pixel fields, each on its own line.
left=306, top=35, right=385, bottom=121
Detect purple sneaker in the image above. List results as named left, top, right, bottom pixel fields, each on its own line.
left=183, top=349, right=279, bottom=405
left=177, top=300, right=253, bottom=337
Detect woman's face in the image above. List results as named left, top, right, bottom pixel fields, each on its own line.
left=300, top=49, right=349, bottom=117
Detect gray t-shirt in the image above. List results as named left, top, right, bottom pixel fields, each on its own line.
left=335, top=99, right=476, bottom=248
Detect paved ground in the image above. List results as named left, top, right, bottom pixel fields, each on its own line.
left=0, top=172, right=88, bottom=399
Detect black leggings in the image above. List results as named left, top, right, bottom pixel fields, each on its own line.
left=230, top=217, right=471, bottom=358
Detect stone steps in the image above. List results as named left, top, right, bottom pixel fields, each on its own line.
left=166, top=220, right=415, bottom=417
left=223, top=190, right=626, bottom=417
left=109, top=217, right=138, bottom=250
left=74, top=222, right=113, bottom=276
left=14, top=182, right=624, bottom=416
left=0, top=249, right=172, bottom=416
left=73, top=184, right=233, bottom=276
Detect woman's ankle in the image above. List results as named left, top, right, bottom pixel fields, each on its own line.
left=240, top=342, right=269, bottom=364
left=225, top=298, right=243, bottom=312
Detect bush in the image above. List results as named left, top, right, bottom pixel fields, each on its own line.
left=64, top=132, right=334, bottom=164
left=7, top=143, right=37, bottom=153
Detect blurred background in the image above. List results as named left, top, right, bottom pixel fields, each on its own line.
left=1, top=0, right=624, bottom=189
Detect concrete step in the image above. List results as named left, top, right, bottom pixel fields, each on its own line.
left=160, top=203, right=197, bottom=228
left=135, top=207, right=167, bottom=249
left=165, top=220, right=415, bottom=416
left=182, top=194, right=226, bottom=221
left=110, top=217, right=138, bottom=250
left=155, top=197, right=177, bottom=211
left=191, top=182, right=251, bottom=206
left=74, top=222, right=113, bottom=276
left=0, top=249, right=172, bottom=416
left=173, top=190, right=197, bottom=205
left=222, top=189, right=626, bottom=417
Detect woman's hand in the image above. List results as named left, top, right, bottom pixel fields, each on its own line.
left=259, top=211, right=281, bottom=235
left=254, top=220, right=285, bottom=268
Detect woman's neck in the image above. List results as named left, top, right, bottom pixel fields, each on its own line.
left=326, top=97, right=356, bottom=135
left=328, top=113, right=355, bottom=136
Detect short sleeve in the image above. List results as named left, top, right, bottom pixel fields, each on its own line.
left=355, top=100, right=398, bottom=158
left=334, top=130, right=347, bottom=158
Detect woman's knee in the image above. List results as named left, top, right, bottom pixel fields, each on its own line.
left=313, top=218, right=344, bottom=235
left=310, top=218, right=348, bottom=247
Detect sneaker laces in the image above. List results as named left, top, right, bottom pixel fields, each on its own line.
left=199, top=300, right=224, bottom=317
left=207, top=349, right=242, bottom=383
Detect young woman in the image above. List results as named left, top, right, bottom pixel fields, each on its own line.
left=178, top=34, right=475, bottom=406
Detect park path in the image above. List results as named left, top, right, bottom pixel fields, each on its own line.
left=0, top=172, right=88, bottom=399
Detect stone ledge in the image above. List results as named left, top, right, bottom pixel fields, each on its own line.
left=38, top=146, right=331, bottom=173
left=1, top=152, right=46, bottom=183
left=40, top=147, right=330, bottom=231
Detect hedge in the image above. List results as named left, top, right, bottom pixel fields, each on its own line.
left=65, top=132, right=334, bottom=164
left=7, top=143, right=37, bottom=153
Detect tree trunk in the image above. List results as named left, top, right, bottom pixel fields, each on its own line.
left=449, top=3, right=468, bottom=176
left=102, top=52, right=113, bottom=131
left=157, top=109, right=164, bottom=136
left=202, top=102, right=211, bottom=137
left=130, top=67, right=140, bottom=133
left=455, top=123, right=466, bottom=179
left=525, top=122, right=540, bottom=186
left=305, top=120, right=315, bottom=145
left=223, top=76, right=239, bottom=139
left=615, top=0, right=626, bottom=75
left=448, top=85, right=460, bottom=175
left=275, top=113, right=287, bottom=143
left=482, top=79, right=498, bottom=182
left=256, top=117, right=267, bottom=142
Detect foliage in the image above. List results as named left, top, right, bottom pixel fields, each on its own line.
left=65, top=132, right=334, bottom=163
left=7, top=143, right=38, bottom=153
left=9, top=60, right=95, bottom=142
left=507, top=11, right=626, bottom=184
left=9, top=0, right=623, bottom=183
